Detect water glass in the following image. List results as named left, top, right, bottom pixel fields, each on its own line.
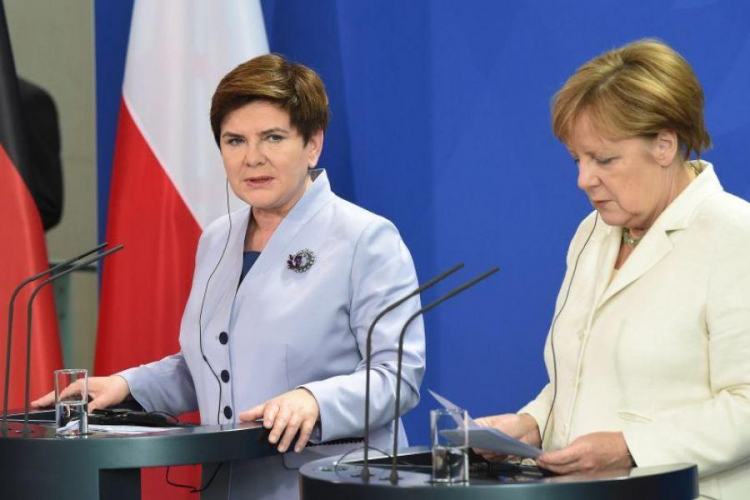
left=54, top=368, right=89, bottom=437
left=431, top=408, right=469, bottom=483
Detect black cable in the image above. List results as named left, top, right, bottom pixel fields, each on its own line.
left=197, top=179, right=233, bottom=425
left=165, top=462, right=224, bottom=494
left=539, top=212, right=598, bottom=446
left=165, top=180, right=233, bottom=493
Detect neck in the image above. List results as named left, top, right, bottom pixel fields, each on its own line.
left=245, top=174, right=313, bottom=251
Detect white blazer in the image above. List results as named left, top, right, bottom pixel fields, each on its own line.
left=120, top=170, right=426, bottom=499
left=520, top=163, right=750, bottom=499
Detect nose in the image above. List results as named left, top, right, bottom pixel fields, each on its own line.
left=243, top=140, right=266, bottom=167
left=576, top=158, right=599, bottom=191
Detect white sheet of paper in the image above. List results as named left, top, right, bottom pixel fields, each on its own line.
left=428, top=389, right=543, bottom=459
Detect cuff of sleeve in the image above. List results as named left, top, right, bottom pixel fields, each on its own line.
left=116, top=367, right=153, bottom=412
left=299, top=379, right=339, bottom=442
left=517, top=400, right=550, bottom=440
left=622, top=426, right=654, bottom=468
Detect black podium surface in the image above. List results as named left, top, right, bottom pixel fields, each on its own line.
left=300, top=447, right=699, bottom=500
left=0, top=418, right=275, bottom=499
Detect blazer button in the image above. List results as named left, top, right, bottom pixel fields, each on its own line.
left=219, top=332, right=228, bottom=344
left=224, top=406, right=233, bottom=419
left=221, top=370, right=230, bottom=383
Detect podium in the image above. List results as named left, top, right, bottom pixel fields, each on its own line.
left=300, top=447, right=699, bottom=500
left=0, top=419, right=274, bottom=499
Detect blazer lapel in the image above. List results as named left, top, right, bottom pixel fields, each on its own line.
left=595, top=161, right=722, bottom=310
left=240, top=169, right=335, bottom=282
left=591, top=225, right=620, bottom=310
left=202, top=206, right=249, bottom=321
left=597, top=227, right=672, bottom=309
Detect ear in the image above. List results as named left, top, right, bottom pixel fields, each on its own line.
left=653, top=130, right=679, bottom=167
left=306, top=130, right=325, bottom=168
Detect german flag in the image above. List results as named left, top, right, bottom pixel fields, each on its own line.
left=0, top=1, right=62, bottom=409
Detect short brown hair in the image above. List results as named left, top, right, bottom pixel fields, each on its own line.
left=551, top=39, right=711, bottom=159
left=210, top=54, right=330, bottom=145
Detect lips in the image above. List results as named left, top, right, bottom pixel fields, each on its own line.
left=244, top=176, right=274, bottom=187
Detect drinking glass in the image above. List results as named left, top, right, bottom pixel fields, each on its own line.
left=54, top=368, right=89, bottom=437
left=431, top=408, right=469, bottom=483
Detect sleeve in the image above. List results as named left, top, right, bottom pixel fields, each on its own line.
left=118, top=351, right=199, bottom=415
left=518, top=383, right=554, bottom=437
left=623, top=210, right=750, bottom=476
left=301, top=219, right=426, bottom=441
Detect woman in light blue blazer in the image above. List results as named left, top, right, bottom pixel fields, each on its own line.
left=34, top=54, right=426, bottom=499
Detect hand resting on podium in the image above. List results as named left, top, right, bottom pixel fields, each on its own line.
left=239, top=387, right=320, bottom=454
left=30, top=375, right=131, bottom=412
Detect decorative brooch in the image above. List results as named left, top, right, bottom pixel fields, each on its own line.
left=287, top=249, right=315, bottom=273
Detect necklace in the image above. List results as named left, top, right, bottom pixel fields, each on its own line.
left=622, top=228, right=642, bottom=247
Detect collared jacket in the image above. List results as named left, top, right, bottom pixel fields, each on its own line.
left=120, top=169, right=426, bottom=499
left=520, top=163, right=750, bottom=499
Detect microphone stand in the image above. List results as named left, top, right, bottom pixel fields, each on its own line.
left=360, top=263, right=464, bottom=480
left=1, top=243, right=108, bottom=434
left=390, top=266, right=499, bottom=484
left=21, top=245, right=124, bottom=434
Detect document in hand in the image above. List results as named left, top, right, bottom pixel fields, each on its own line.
left=429, top=389, right=543, bottom=459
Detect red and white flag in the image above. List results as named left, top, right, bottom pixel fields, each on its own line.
left=96, top=1, right=267, bottom=497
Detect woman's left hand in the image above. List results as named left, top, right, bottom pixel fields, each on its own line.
left=535, top=432, right=633, bottom=474
left=239, top=388, right=320, bottom=453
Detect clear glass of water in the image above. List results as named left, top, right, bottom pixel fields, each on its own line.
left=54, top=368, right=89, bottom=437
left=431, top=408, right=469, bottom=484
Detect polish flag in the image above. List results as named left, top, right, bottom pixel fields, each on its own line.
left=95, top=1, right=267, bottom=498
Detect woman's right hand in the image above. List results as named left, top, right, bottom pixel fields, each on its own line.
left=30, top=375, right=132, bottom=412
left=473, top=413, right=541, bottom=462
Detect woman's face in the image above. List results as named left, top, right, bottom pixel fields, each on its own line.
left=219, top=101, right=323, bottom=217
left=566, top=112, right=678, bottom=232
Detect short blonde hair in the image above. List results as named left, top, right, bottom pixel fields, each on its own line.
left=551, top=39, right=711, bottom=159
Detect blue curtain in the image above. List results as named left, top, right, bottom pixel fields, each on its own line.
left=97, top=0, right=750, bottom=444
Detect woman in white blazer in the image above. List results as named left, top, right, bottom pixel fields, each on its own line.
left=34, top=55, right=426, bottom=499
left=477, top=39, right=750, bottom=499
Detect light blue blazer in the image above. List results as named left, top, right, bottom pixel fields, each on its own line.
left=120, top=170, right=426, bottom=498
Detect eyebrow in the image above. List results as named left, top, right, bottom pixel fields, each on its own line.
left=259, top=127, right=290, bottom=135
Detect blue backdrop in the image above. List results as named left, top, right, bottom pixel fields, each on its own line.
left=95, top=0, right=750, bottom=445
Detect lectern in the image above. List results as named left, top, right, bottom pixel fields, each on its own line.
left=300, top=447, right=699, bottom=500
left=0, top=419, right=274, bottom=499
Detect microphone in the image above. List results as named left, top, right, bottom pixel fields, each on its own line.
left=21, top=244, right=124, bottom=433
left=360, top=263, right=464, bottom=480
left=389, top=266, right=499, bottom=484
left=1, top=243, right=108, bottom=432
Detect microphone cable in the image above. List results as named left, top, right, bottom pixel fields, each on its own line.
left=539, top=212, right=598, bottom=446
left=197, top=178, right=233, bottom=425
left=166, top=179, right=233, bottom=494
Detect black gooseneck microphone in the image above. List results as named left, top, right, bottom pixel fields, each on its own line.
left=21, top=244, right=124, bottom=433
left=389, top=266, right=499, bottom=484
left=360, top=262, right=465, bottom=480
left=1, top=242, right=108, bottom=432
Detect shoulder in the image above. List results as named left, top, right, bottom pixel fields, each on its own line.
left=325, top=195, right=401, bottom=242
left=567, top=210, right=602, bottom=248
left=693, top=191, right=750, bottom=241
left=201, top=206, right=249, bottom=239
left=194, top=206, right=249, bottom=263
